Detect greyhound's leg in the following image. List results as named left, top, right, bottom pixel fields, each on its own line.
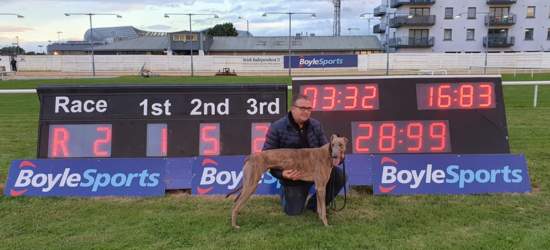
left=315, top=181, right=329, bottom=226
left=231, top=164, right=263, bottom=229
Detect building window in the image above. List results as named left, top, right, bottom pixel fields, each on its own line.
left=467, top=29, right=475, bottom=41
left=410, top=7, right=430, bottom=16
left=467, top=7, right=476, bottom=19
left=526, top=6, right=536, bottom=18
left=525, top=28, right=534, bottom=40
left=173, top=34, right=198, bottom=42
left=445, top=7, right=454, bottom=19
left=444, top=29, right=452, bottom=41
left=490, top=7, right=510, bottom=18
left=547, top=28, right=550, bottom=40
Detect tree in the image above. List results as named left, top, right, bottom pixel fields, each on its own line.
left=0, top=46, right=25, bottom=56
left=207, top=23, right=238, bottom=37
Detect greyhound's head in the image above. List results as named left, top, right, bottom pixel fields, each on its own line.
left=329, top=134, right=348, bottom=166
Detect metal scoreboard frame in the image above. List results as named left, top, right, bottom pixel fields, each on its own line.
left=292, top=75, right=510, bottom=154
left=36, top=84, right=288, bottom=158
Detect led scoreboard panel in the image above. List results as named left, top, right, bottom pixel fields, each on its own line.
left=293, top=76, right=510, bottom=154
left=37, top=85, right=287, bottom=158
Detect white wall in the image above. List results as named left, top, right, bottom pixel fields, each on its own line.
left=15, top=53, right=550, bottom=74
left=0, top=56, right=11, bottom=72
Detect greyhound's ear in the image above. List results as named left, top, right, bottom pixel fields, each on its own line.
left=330, top=134, right=337, bottom=142
left=344, top=137, right=349, bottom=144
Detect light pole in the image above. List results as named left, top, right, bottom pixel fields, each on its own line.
left=64, top=13, right=122, bottom=77
left=455, top=12, right=495, bottom=75
left=165, top=13, right=219, bottom=77
left=0, top=13, right=24, bottom=18
left=238, top=16, right=250, bottom=37
left=262, top=12, right=316, bottom=76
left=1, top=14, right=23, bottom=56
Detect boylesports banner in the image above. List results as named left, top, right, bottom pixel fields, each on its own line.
left=284, top=55, right=358, bottom=68
left=4, top=159, right=165, bottom=197
left=373, top=154, right=531, bottom=195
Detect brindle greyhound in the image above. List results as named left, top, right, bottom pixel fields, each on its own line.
left=228, top=134, right=348, bottom=228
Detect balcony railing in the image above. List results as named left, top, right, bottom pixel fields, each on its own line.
left=485, top=14, right=516, bottom=26
left=487, top=0, right=517, bottom=5
left=373, top=24, right=386, bottom=33
left=389, top=15, right=435, bottom=28
left=373, top=5, right=387, bottom=17
left=389, top=36, right=435, bottom=48
left=483, top=36, right=515, bottom=47
left=390, top=0, right=435, bottom=8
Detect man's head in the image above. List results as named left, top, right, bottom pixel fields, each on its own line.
left=290, top=95, right=313, bottom=126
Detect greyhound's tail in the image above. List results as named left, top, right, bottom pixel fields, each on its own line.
left=225, top=156, right=250, bottom=201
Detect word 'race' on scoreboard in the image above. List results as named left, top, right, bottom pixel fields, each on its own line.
left=37, top=85, right=287, bottom=158
left=293, top=76, right=510, bottom=154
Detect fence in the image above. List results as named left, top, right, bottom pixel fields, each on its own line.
left=12, top=52, right=550, bottom=75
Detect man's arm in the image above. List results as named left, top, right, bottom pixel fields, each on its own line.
left=262, top=125, right=279, bottom=151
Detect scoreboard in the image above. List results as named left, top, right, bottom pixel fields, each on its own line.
left=36, top=76, right=510, bottom=158
left=293, top=76, right=510, bottom=154
left=37, top=85, right=287, bottom=158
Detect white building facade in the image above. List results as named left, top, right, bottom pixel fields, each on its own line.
left=373, top=0, right=550, bottom=53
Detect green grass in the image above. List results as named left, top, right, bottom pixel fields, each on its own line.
left=0, top=76, right=291, bottom=89
left=1, top=76, right=550, bottom=249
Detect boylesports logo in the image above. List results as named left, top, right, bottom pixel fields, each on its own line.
left=297, top=56, right=344, bottom=68
left=197, top=158, right=280, bottom=195
left=10, top=160, right=160, bottom=196
left=379, top=157, right=524, bottom=193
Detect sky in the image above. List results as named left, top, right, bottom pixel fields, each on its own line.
left=0, top=0, right=380, bottom=53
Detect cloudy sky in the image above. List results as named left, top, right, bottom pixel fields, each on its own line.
left=1, top=0, right=380, bottom=52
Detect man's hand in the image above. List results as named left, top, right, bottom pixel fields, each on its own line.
left=282, top=169, right=303, bottom=181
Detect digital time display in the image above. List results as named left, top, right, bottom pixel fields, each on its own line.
left=416, top=82, right=496, bottom=110
left=299, top=84, right=379, bottom=111
left=351, top=120, right=451, bottom=153
left=292, top=76, right=510, bottom=154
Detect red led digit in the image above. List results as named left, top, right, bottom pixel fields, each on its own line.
left=459, top=84, right=474, bottom=108
left=251, top=123, right=270, bottom=153
left=437, top=84, right=452, bottom=108
left=93, top=126, right=112, bottom=157
left=361, top=85, right=377, bottom=109
left=429, top=122, right=447, bottom=152
left=200, top=124, right=220, bottom=156
left=406, top=122, right=423, bottom=152
left=161, top=127, right=168, bottom=156
left=302, top=86, right=318, bottom=109
left=479, top=83, right=493, bottom=108
left=51, top=127, right=70, bottom=157
left=354, top=123, right=373, bottom=153
left=379, top=123, right=396, bottom=152
left=344, top=85, right=358, bottom=110
left=428, top=86, right=434, bottom=107
left=322, top=86, right=336, bottom=110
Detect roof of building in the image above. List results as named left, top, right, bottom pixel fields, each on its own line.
left=84, top=26, right=143, bottom=42
left=208, top=35, right=382, bottom=51
left=47, top=41, right=107, bottom=52
left=94, top=36, right=170, bottom=51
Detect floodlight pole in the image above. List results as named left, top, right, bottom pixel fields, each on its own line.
left=263, top=12, right=316, bottom=76
left=64, top=13, right=122, bottom=77
left=165, top=13, right=218, bottom=76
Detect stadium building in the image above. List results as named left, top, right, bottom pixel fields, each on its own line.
left=47, top=26, right=382, bottom=56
